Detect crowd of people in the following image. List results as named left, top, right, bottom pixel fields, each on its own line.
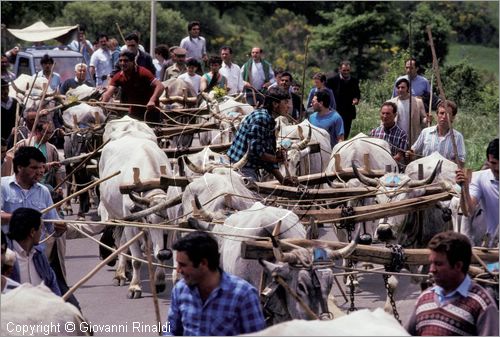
left=1, top=19, right=498, bottom=336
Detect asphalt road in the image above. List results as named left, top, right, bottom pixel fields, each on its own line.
left=64, top=207, right=422, bottom=336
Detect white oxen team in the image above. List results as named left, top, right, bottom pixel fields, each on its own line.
left=4, top=54, right=496, bottom=336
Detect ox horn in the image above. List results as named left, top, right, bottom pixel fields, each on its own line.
left=183, top=156, right=208, bottom=175
left=193, top=195, right=217, bottom=221
left=10, top=81, right=27, bottom=95
left=234, top=92, right=244, bottom=102
left=128, top=191, right=151, bottom=207
left=352, top=161, right=378, bottom=187
left=293, top=124, right=312, bottom=150
left=123, top=194, right=183, bottom=221
left=232, top=147, right=250, bottom=170
left=408, top=160, right=443, bottom=188
left=325, top=240, right=357, bottom=260
left=271, top=221, right=285, bottom=262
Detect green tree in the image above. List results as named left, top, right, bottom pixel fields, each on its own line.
left=55, top=2, right=187, bottom=52
left=400, top=3, right=451, bottom=70
left=311, top=2, right=403, bottom=80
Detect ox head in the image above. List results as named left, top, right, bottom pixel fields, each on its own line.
left=278, top=124, right=312, bottom=178
left=259, top=235, right=357, bottom=323
left=352, top=160, right=442, bottom=243
left=183, top=147, right=249, bottom=175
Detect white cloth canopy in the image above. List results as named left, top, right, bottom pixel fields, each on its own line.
left=7, top=21, right=78, bottom=42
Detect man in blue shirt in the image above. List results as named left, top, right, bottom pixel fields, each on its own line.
left=392, top=58, right=430, bottom=98
left=309, top=90, right=344, bottom=148
left=166, top=231, right=266, bottom=336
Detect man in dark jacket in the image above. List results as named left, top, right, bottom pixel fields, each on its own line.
left=326, top=60, right=361, bottom=139
left=110, top=32, right=156, bottom=77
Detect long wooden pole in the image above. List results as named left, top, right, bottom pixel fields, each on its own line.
left=42, top=170, right=120, bottom=214
left=427, top=74, right=434, bottom=127
left=427, top=26, right=468, bottom=217
left=299, top=35, right=310, bottom=121
left=62, top=231, right=144, bottom=301
left=144, top=233, right=162, bottom=336
left=53, top=138, right=110, bottom=191
left=115, top=23, right=127, bottom=45
left=28, top=62, right=56, bottom=145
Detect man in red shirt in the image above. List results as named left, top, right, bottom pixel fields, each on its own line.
left=102, top=50, right=164, bottom=123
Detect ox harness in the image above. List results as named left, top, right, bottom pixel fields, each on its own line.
left=261, top=250, right=335, bottom=324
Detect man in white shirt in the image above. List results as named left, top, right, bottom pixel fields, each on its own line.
left=219, top=46, right=243, bottom=95
left=180, top=21, right=208, bottom=67
left=36, top=55, right=61, bottom=91
left=240, top=47, right=275, bottom=106
left=178, top=58, right=202, bottom=93
left=7, top=207, right=61, bottom=295
left=67, top=29, right=94, bottom=66
left=89, top=34, right=113, bottom=87
left=456, top=138, right=499, bottom=247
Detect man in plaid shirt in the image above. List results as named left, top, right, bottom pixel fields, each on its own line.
left=370, top=101, right=408, bottom=164
left=227, top=86, right=296, bottom=185
left=165, top=231, right=266, bottom=336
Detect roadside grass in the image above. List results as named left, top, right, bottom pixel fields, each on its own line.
left=447, top=43, right=499, bottom=80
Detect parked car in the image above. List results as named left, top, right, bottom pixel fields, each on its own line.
left=13, top=48, right=86, bottom=84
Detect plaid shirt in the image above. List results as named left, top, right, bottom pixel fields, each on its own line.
left=370, top=123, right=408, bottom=156
left=227, top=108, right=278, bottom=170
left=411, top=125, right=466, bottom=163
left=165, top=271, right=265, bottom=336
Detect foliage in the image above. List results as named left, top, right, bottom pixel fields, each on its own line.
left=398, top=2, right=451, bottom=69
left=54, top=2, right=187, bottom=51
left=359, top=49, right=410, bottom=105
left=311, top=2, right=403, bottom=80
left=259, top=9, right=311, bottom=81
left=439, top=61, right=482, bottom=109
left=428, top=2, right=498, bottom=47
left=447, top=43, right=499, bottom=81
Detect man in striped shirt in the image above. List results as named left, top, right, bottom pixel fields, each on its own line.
left=370, top=101, right=408, bottom=164
left=407, top=100, right=466, bottom=166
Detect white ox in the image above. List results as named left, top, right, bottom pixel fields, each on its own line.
left=214, top=203, right=352, bottom=323
left=98, top=116, right=177, bottom=298
left=276, top=120, right=332, bottom=179
left=242, top=308, right=409, bottom=336
left=1, top=283, right=90, bottom=336
left=352, top=158, right=449, bottom=313
left=405, top=152, right=492, bottom=247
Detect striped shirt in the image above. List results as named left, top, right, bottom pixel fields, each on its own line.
left=165, top=271, right=265, bottom=336
left=370, top=123, right=408, bottom=156
left=411, top=125, right=466, bottom=163
left=227, top=108, right=278, bottom=171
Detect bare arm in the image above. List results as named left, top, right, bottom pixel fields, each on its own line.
left=199, top=76, right=208, bottom=93
left=455, top=168, right=479, bottom=211
left=101, top=85, right=117, bottom=102
left=146, top=79, right=165, bottom=111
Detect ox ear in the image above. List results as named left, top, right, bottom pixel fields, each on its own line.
left=293, top=124, right=312, bottom=150
left=258, top=258, right=290, bottom=278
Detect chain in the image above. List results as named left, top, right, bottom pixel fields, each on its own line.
left=383, top=244, right=405, bottom=324
left=382, top=273, right=401, bottom=323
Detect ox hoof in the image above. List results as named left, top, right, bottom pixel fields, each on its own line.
left=127, top=290, right=142, bottom=299
left=156, top=284, right=166, bottom=294
left=112, top=278, right=126, bottom=287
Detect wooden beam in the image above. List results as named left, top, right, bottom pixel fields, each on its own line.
left=158, top=122, right=219, bottom=137
left=264, top=168, right=387, bottom=186
left=241, top=239, right=499, bottom=265
left=163, top=142, right=321, bottom=158
left=292, top=192, right=452, bottom=222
